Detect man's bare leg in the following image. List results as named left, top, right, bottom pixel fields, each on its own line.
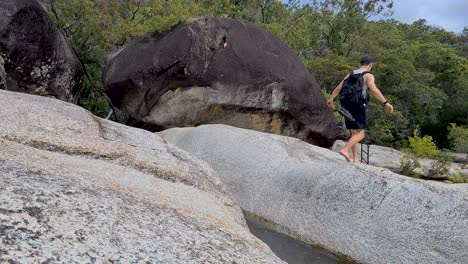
left=351, top=144, right=359, bottom=163
left=351, top=130, right=360, bottom=163
left=340, top=130, right=365, bottom=162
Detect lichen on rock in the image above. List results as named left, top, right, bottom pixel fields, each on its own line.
left=0, top=0, right=83, bottom=103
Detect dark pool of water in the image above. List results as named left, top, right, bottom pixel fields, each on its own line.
left=246, top=218, right=348, bottom=264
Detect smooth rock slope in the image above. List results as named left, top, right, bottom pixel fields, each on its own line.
left=161, top=124, right=468, bottom=264
left=0, top=90, right=284, bottom=264
left=104, top=17, right=340, bottom=148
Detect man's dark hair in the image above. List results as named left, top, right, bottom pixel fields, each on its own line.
left=360, top=55, right=374, bottom=66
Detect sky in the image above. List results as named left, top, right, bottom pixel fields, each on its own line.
left=282, top=0, right=467, bottom=33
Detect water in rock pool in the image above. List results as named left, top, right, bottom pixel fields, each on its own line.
left=246, top=217, right=352, bottom=264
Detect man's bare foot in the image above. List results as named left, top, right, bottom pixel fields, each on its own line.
left=339, top=149, right=351, bottom=162
left=353, top=160, right=360, bottom=164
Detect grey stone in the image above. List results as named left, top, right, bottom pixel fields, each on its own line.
left=0, top=0, right=83, bottom=103
left=0, top=90, right=223, bottom=196
left=0, top=90, right=284, bottom=264
left=448, top=153, right=468, bottom=164
left=104, top=17, right=341, bottom=148
left=0, top=55, right=5, bottom=90
left=161, top=124, right=468, bottom=264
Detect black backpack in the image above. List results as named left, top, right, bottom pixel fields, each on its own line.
left=339, top=71, right=369, bottom=108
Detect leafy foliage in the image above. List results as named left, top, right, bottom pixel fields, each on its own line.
left=448, top=124, right=468, bottom=154
left=44, top=0, right=467, bottom=149
left=429, top=151, right=452, bottom=179
left=408, top=129, right=439, bottom=159
left=47, top=0, right=198, bottom=117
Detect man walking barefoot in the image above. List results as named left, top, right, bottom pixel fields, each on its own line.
left=327, top=56, right=394, bottom=162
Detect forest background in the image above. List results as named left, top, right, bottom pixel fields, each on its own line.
left=43, top=0, right=468, bottom=151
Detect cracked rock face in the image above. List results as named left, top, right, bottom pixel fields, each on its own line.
left=104, top=17, right=340, bottom=148
left=0, top=90, right=284, bottom=264
left=0, top=0, right=83, bottom=103
left=161, top=125, right=468, bottom=264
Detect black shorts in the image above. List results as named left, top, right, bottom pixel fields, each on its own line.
left=344, top=104, right=367, bottom=130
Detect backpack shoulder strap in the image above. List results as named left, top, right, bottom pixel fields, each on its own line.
left=343, top=72, right=352, bottom=82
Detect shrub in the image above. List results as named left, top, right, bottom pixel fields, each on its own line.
left=449, top=175, right=466, bottom=184
left=408, top=129, right=438, bottom=158
left=399, top=151, right=421, bottom=178
left=322, top=88, right=342, bottom=121
left=430, top=151, right=453, bottom=179
left=79, top=97, right=111, bottom=118
left=367, top=118, right=394, bottom=146
left=448, top=123, right=468, bottom=153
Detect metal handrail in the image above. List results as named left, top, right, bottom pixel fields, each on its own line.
left=361, top=143, right=370, bottom=164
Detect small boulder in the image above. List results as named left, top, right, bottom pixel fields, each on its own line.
left=446, top=152, right=467, bottom=163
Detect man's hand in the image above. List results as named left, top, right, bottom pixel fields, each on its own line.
left=326, top=99, right=333, bottom=108
left=385, top=102, right=394, bottom=113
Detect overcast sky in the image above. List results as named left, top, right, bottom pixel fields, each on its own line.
left=285, top=0, right=467, bottom=33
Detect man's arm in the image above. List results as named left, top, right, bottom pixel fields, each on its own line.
left=366, top=74, right=394, bottom=113
left=326, top=75, right=349, bottom=107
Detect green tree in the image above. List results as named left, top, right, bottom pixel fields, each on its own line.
left=312, top=0, right=393, bottom=56
left=448, top=124, right=468, bottom=153
left=48, top=0, right=198, bottom=117
left=43, top=0, right=465, bottom=152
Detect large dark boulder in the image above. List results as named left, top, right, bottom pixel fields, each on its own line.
left=0, top=0, right=83, bottom=103
left=104, top=17, right=340, bottom=147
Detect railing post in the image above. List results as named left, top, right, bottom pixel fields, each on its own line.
left=360, top=143, right=370, bottom=164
